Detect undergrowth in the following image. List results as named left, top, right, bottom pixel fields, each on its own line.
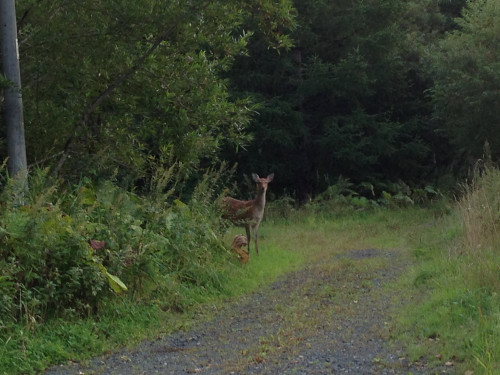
left=1, top=165, right=497, bottom=374
left=398, top=166, right=500, bottom=374
left=0, top=166, right=235, bottom=374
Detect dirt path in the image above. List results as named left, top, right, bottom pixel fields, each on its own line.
left=45, top=249, right=441, bottom=375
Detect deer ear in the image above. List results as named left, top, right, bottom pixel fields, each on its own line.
left=267, top=173, right=274, bottom=182
left=251, top=173, right=259, bottom=182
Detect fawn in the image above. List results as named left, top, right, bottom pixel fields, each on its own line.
left=231, top=234, right=249, bottom=263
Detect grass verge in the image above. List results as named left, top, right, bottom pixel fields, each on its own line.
left=396, top=168, right=500, bottom=374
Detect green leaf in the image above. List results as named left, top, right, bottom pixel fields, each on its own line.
left=97, top=264, right=128, bottom=293
left=78, top=187, right=97, bottom=206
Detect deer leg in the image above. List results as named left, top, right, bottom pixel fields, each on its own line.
left=245, top=224, right=251, bottom=253
left=253, top=223, right=260, bottom=254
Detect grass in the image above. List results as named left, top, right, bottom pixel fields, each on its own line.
left=395, top=168, right=500, bottom=375
left=1, top=192, right=498, bottom=374
left=1, top=206, right=432, bottom=374
left=215, top=206, right=439, bottom=373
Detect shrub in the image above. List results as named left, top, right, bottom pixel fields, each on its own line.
left=0, top=166, right=231, bottom=323
left=266, top=195, right=296, bottom=222
left=0, top=173, right=111, bottom=322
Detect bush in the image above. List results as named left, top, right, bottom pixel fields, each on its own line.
left=0, top=167, right=231, bottom=323
left=0, top=177, right=107, bottom=323
left=266, top=195, right=296, bottom=222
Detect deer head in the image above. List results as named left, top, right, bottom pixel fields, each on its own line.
left=252, top=173, right=274, bottom=194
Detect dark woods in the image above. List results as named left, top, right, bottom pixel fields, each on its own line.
left=0, top=0, right=495, bottom=200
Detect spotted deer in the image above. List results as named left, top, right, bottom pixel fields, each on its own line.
left=222, top=173, right=274, bottom=254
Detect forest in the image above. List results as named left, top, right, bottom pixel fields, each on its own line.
left=4, top=0, right=500, bottom=199
left=1, top=0, right=500, bottom=373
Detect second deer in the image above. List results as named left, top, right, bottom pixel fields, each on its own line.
left=222, top=173, right=274, bottom=255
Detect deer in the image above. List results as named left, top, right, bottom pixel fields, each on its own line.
left=222, top=173, right=274, bottom=255
left=231, top=234, right=249, bottom=264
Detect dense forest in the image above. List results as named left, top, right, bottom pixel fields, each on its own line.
left=1, top=0, right=500, bottom=373
left=3, top=0, right=499, bottom=199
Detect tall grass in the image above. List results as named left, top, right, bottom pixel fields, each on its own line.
left=399, top=167, right=500, bottom=374
left=456, top=167, right=500, bottom=374
left=458, top=167, right=500, bottom=292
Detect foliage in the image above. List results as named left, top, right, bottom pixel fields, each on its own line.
left=2, top=0, right=486, bottom=198
left=265, top=194, right=297, bottom=222
left=0, top=172, right=108, bottom=323
left=302, top=175, right=443, bottom=214
left=0, top=166, right=231, bottom=327
left=0, top=175, right=495, bottom=374
left=1, top=0, right=495, bottom=198
left=457, top=166, right=500, bottom=291
left=3, top=0, right=500, bottom=373
left=1, top=0, right=295, bottom=189
left=1, top=197, right=439, bottom=374
left=400, top=166, right=500, bottom=374
left=227, top=0, right=451, bottom=199
left=431, top=0, right=500, bottom=163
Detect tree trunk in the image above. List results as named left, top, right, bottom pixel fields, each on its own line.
left=1, top=0, right=28, bottom=201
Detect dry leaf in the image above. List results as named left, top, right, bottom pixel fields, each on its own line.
left=89, top=239, right=106, bottom=250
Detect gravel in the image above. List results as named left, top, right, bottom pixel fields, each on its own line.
left=45, top=249, right=446, bottom=375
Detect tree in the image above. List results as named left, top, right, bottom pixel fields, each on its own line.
left=431, top=0, right=500, bottom=164
left=8, top=0, right=294, bottom=189
left=1, top=0, right=28, bottom=198
left=229, top=0, right=441, bottom=198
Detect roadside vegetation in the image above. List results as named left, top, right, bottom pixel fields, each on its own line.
left=1, top=166, right=499, bottom=374
left=397, top=166, right=500, bottom=375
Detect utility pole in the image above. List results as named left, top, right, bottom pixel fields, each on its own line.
left=1, top=0, right=28, bottom=200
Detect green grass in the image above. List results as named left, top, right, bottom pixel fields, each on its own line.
left=397, top=242, right=500, bottom=373
left=2, top=202, right=498, bottom=374
left=394, top=170, right=500, bottom=374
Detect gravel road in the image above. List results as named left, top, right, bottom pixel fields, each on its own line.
left=45, top=248, right=446, bottom=375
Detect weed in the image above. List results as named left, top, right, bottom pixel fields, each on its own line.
left=397, top=167, right=500, bottom=374
left=0, top=166, right=234, bottom=373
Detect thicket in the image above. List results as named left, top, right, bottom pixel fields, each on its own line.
left=224, top=0, right=500, bottom=200
left=0, top=166, right=232, bottom=327
left=1, top=0, right=295, bottom=193
left=3, top=0, right=500, bottom=200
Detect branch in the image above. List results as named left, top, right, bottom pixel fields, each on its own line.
left=27, top=150, right=64, bottom=169
left=50, top=24, right=178, bottom=178
left=50, top=1, right=211, bottom=177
